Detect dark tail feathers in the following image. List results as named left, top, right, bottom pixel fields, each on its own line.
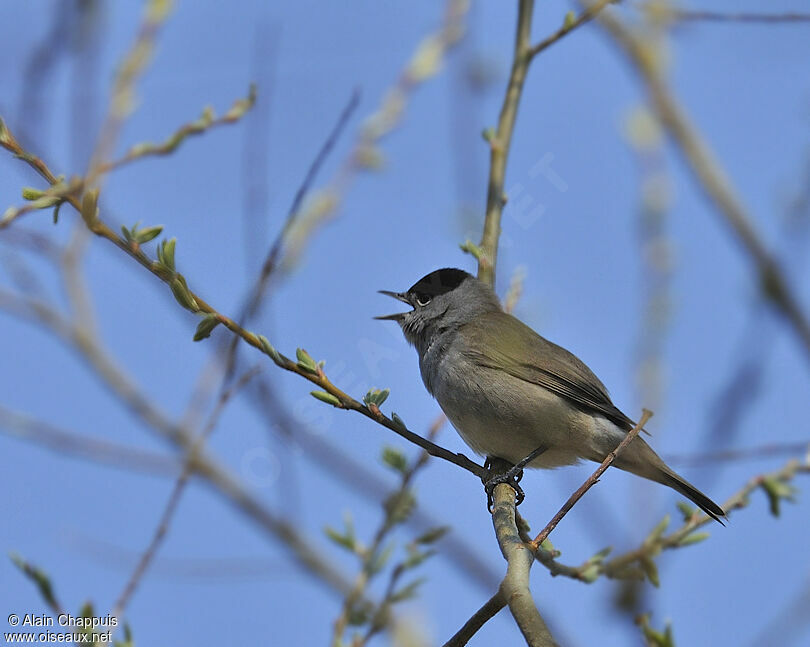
left=661, top=471, right=726, bottom=525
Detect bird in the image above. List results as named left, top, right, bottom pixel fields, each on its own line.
left=376, top=267, right=725, bottom=523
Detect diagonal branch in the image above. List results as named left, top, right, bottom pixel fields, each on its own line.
left=594, top=5, right=810, bottom=360
left=530, top=409, right=652, bottom=549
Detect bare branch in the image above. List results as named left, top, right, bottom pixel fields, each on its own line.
left=530, top=409, right=653, bottom=550
left=0, top=405, right=178, bottom=476
left=669, top=10, right=810, bottom=24
left=491, top=482, right=559, bottom=647
left=477, top=0, right=535, bottom=286
left=442, top=592, right=505, bottom=647
left=528, top=0, right=616, bottom=59
left=594, top=5, right=810, bottom=360
left=111, top=366, right=260, bottom=623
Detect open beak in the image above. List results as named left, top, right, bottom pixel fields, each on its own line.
left=374, top=290, right=411, bottom=321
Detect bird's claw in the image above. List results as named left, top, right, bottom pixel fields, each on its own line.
left=484, top=462, right=526, bottom=510
left=483, top=446, right=547, bottom=510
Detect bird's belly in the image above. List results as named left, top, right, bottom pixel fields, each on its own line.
left=434, top=367, right=591, bottom=469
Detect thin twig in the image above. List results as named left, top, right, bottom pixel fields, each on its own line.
left=0, top=121, right=488, bottom=481
left=450, top=455, right=809, bottom=643
left=666, top=441, right=810, bottom=468
left=669, top=10, right=810, bottom=24
left=528, top=0, right=616, bottom=59
left=111, top=366, right=260, bottom=623
left=594, top=5, right=810, bottom=361
left=0, top=405, right=178, bottom=476
left=85, top=0, right=174, bottom=187
left=220, top=89, right=360, bottom=385
left=530, top=409, right=652, bottom=550
left=442, top=592, right=505, bottom=647
left=0, top=286, right=355, bottom=599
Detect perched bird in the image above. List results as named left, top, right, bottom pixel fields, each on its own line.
left=377, top=268, right=725, bottom=522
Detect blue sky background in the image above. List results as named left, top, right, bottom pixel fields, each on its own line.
left=1, top=1, right=809, bottom=645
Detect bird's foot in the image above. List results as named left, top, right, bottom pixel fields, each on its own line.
left=483, top=446, right=547, bottom=510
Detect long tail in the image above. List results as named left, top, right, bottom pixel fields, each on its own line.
left=657, top=468, right=726, bottom=524
left=612, top=437, right=726, bottom=524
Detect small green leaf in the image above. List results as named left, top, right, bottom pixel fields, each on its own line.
left=325, top=513, right=357, bottom=553
left=158, top=237, right=177, bottom=272
left=134, top=224, right=163, bottom=244
left=384, top=489, right=415, bottom=525
left=366, top=543, right=394, bottom=576
left=364, top=387, right=390, bottom=407
left=80, top=188, right=99, bottom=227
left=296, top=348, right=318, bottom=373
left=676, top=501, right=695, bottom=522
left=539, top=538, right=556, bottom=555
left=585, top=546, right=612, bottom=566
left=257, top=335, right=282, bottom=363
left=22, top=187, right=46, bottom=200
left=381, top=447, right=408, bottom=474
left=761, top=476, right=797, bottom=517
left=640, top=555, right=660, bottom=588
left=459, top=239, right=484, bottom=260
left=10, top=553, right=58, bottom=610
left=346, top=602, right=370, bottom=626
left=402, top=546, right=435, bottom=570
left=637, top=614, right=676, bottom=647
left=391, top=412, right=407, bottom=431
left=169, top=275, right=199, bottom=312
left=193, top=313, right=220, bottom=341
left=390, top=577, right=426, bottom=603
left=645, top=514, right=670, bottom=546
left=310, top=390, right=341, bottom=407
left=415, top=526, right=449, bottom=545
left=563, top=10, right=576, bottom=30
left=121, top=224, right=132, bottom=241
left=580, top=564, right=600, bottom=583
left=677, top=531, right=710, bottom=547
left=325, top=527, right=356, bottom=552
left=114, top=622, right=134, bottom=647
left=52, top=201, right=62, bottom=224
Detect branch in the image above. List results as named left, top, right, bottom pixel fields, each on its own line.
left=442, top=592, right=505, bottom=647
left=529, top=409, right=652, bottom=549
left=477, top=0, right=535, bottom=286
left=218, top=89, right=360, bottom=386
left=110, top=366, right=260, bottom=625
left=85, top=0, right=174, bottom=187
left=0, top=287, right=354, bottom=600
left=669, top=10, right=810, bottom=24
left=279, top=0, right=470, bottom=274
left=491, top=482, right=559, bottom=647
left=528, top=0, right=616, bottom=59
left=449, top=411, right=650, bottom=642
left=94, top=87, right=257, bottom=176
left=665, top=441, right=810, bottom=468
left=537, top=456, right=810, bottom=584
left=0, top=405, right=178, bottom=476
left=0, top=120, right=488, bottom=481
left=331, top=422, right=440, bottom=644
left=593, top=5, right=810, bottom=361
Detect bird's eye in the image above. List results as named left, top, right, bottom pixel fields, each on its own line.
left=415, top=294, right=431, bottom=307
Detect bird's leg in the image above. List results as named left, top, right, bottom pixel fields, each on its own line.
left=483, top=445, right=547, bottom=509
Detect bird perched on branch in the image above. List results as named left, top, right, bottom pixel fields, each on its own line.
left=377, top=268, right=725, bottom=523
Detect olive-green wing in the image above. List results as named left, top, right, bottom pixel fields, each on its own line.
left=459, top=311, right=636, bottom=431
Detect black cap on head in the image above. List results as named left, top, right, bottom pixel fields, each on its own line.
left=408, top=268, right=471, bottom=298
